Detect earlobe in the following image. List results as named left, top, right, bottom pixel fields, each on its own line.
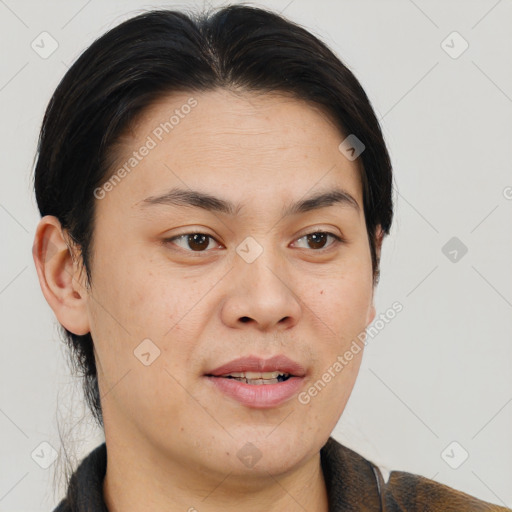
left=32, top=216, right=90, bottom=336
left=368, top=225, right=383, bottom=326
left=367, top=303, right=376, bottom=326
left=375, top=224, right=384, bottom=262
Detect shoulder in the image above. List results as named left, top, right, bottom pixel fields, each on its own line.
left=321, top=437, right=510, bottom=511
left=383, top=469, right=511, bottom=511
left=50, top=442, right=108, bottom=512
left=51, top=500, right=70, bottom=512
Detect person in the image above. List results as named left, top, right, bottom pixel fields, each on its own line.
left=31, top=5, right=510, bottom=512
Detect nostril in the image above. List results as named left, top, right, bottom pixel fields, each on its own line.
left=240, top=317, right=251, bottom=323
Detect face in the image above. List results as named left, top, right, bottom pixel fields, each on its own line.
left=47, top=89, right=380, bottom=480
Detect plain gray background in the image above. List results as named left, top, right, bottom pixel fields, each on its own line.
left=1, top=0, right=511, bottom=510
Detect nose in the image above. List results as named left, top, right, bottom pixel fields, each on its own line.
left=220, top=242, right=302, bottom=333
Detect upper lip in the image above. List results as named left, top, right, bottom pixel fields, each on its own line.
left=205, top=355, right=307, bottom=377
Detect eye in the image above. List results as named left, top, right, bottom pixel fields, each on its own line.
left=163, top=230, right=344, bottom=254
left=164, top=233, right=222, bottom=253
left=292, top=231, right=344, bottom=251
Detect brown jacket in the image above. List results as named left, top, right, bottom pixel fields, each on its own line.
left=53, top=437, right=510, bottom=511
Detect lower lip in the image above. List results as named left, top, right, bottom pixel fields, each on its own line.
left=205, top=376, right=305, bottom=408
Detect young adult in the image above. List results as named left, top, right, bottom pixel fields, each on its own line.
left=32, top=5, right=510, bottom=511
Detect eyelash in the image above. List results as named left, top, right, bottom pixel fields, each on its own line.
left=162, top=230, right=345, bottom=255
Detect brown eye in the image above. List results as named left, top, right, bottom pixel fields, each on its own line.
left=165, top=233, right=218, bottom=252
left=293, top=231, right=343, bottom=250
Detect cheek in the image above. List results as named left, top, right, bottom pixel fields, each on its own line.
left=310, top=277, right=370, bottom=376
left=295, top=342, right=363, bottom=440
left=303, top=266, right=373, bottom=335
left=88, top=248, right=225, bottom=399
left=293, top=256, right=371, bottom=424
left=89, top=253, right=197, bottom=426
left=89, top=246, right=185, bottom=337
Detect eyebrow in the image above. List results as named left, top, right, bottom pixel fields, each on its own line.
left=137, top=186, right=360, bottom=217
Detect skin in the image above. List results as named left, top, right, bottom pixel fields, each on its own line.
left=33, top=88, right=383, bottom=512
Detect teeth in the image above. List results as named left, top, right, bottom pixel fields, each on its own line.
left=222, top=371, right=289, bottom=379
left=231, top=377, right=282, bottom=385
left=247, top=378, right=279, bottom=385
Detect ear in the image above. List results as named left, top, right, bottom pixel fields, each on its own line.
left=367, top=302, right=377, bottom=327
left=32, top=215, right=91, bottom=335
left=366, top=224, right=385, bottom=326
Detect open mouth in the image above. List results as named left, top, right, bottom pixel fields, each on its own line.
left=207, top=371, right=293, bottom=385
left=204, top=369, right=304, bottom=408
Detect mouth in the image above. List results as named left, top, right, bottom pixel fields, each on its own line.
left=205, top=371, right=293, bottom=384
left=205, top=354, right=306, bottom=379
left=204, top=374, right=305, bottom=408
left=203, top=355, right=307, bottom=408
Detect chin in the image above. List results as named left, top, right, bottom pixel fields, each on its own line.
left=223, top=426, right=316, bottom=470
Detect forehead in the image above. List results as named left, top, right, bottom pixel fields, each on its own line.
left=100, top=88, right=364, bottom=215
